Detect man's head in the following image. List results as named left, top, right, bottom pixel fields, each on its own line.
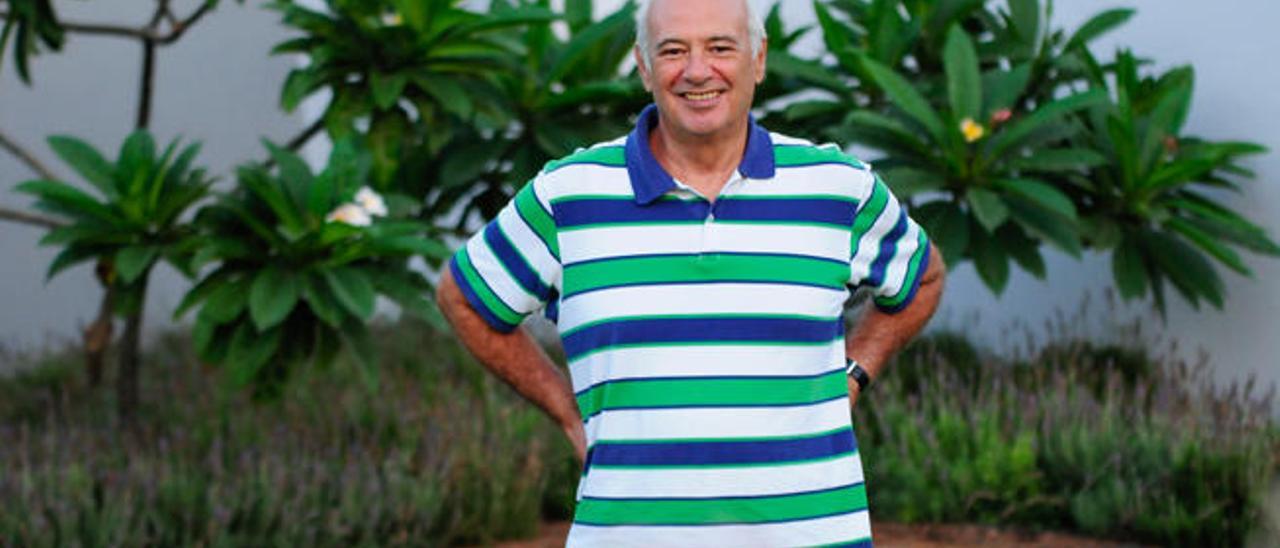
left=634, top=0, right=768, bottom=142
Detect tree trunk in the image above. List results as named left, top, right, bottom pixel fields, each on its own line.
left=116, top=309, right=143, bottom=423
left=85, top=260, right=116, bottom=387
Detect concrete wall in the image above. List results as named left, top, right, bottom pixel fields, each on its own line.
left=3, top=1, right=1276, bottom=395
left=0, top=0, right=304, bottom=361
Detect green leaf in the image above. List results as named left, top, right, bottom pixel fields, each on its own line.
left=984, top=89, right=1109, bottom=161
left=175, top=268, right=236, bottom=320
left=995, top=178, right=1077, bottom=222
left=117, top=131, right=157, bottom=197
left=15, top=180, right=119, bottom=225
left=1166, top=217, right=1251, bottom=276
left=302, top=273, right=344, bottom=328
left=860, top=54, right=947, bottom=142
left=547, top=3, right=636, bottom=83
left=324, top=267, right=376, bottom=320
left=280, top=67, right=322, bottom=112
left=115, top=245, right=159, bottom=284
left=1005, top=194, right=1082, bottom=257
left=880, top=167, right=944, bottom=199
left=200, top=277, right=250, bottom=325
left=370, top=72, right=409, bottom=111
left=970, top=222, right=1010, bottom=294
left=226, top=322, right=282, bottom=386
left=413, top=73, right=473, bottom=119
left=982, top=64, right=1031, bottom=115
left=914, top=201, right=970, bottom=267
left=1112, top=236, right=1148, bottom=300
left=997, top=224, right=1046, bottom=279
left=943, top=25, right=982, bottom=120
left=47, top=136, right=117, bottom=198
left=1065, top=9, right=1135, bottom=51
left=371, top=235, right=451, bottom=260
left=45, top=245, right=103, bottom=282
left=370, top=268, right=444, bottom=328
left=1008, top=148, right=1108, bottom=172
left=249, top=267, right=301, bottom=331
left=1143, top=231, right=1224, bottom=309
left=967, top=188, right=1009, bottom=233
left=1008, top=0, right=1041, bottom=47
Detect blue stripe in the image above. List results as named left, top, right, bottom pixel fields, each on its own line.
left=562, top=317, right=843, bottom=361
left=581, top=481, right=863, bottom=503
left=827, top=540, right=874, bottom=548
left=876, top=240, right=930, bottom=314
left=588, top=428, right=856, bottom=467
left=483, top=222, right=553, bottom=302
left=714, top=198, right=856, bottom=227
left=563, top=251, right=849, bottom=269
left=544, top=289, right=560, bottom=323
left=574, top=368, right=845, bottom=397
left=581, top=395, right=848, bottom=422
left=866, top=211, right=908, bottom=288
left=573, top=507, right=869, bottom=528
left=448, top=255, right=519, bottom=333
left=556, top=198, right=708, bottom=228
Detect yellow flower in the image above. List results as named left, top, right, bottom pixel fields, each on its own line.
left=960, top=118, right=986, bottom=143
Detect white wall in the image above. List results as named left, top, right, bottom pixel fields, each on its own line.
left=0, top=0, right=304, bottom=360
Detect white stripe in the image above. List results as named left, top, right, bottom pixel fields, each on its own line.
left=544, top=165, right=633, bottom=200
left=849, top=188, right=904, bottom=286
left=496, top=200, right=560, bottom=291
left=584, top=397, right=852, bottom=443
left=874, top=220, right=923, bottom=300
left=565, top=508, right=871, bottom=547
left=581, top=452, right=864, bottom=498
left=557, top=283, right=843, bottom=334
left=568, top=343, right=846, bottom=393
left=559, top=224, right=849, bottom=265
left=732, top=165, right=873, bottom=197
left=464, top=235, right=535, bottom=315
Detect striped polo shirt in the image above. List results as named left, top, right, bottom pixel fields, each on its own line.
left=448, top=104, right=930, bottom=547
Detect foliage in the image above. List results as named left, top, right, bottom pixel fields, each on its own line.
left=780, top=0, right=1277, bottom=308
left=0, top=323, right=577, bottom=546
left=0, top=0, right=63, bottom=83
left=178, top=141, right=448, bottom=394
left=15, top=131, right=212, bottom=315
left=856, top=327, right=1278, bottom=546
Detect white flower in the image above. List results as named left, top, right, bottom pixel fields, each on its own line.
left=381, top=12, right=403, bottom=26
left=326, top=203, right=372, bottom=227
left=354, top=186, right=388, bottom=217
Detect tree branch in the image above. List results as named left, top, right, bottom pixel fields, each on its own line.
left=0, top=2, right=217, bottom=45
left=0, top=205, right=63, bottom=229
left=0, top=129, right=57, bottom=180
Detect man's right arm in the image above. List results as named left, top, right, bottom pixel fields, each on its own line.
left=436, top=267, right=586, bottom=462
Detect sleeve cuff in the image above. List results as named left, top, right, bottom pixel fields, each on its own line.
left=872, top=238, right=930, bottom=315
left=449, top=254, right=521, bottom=333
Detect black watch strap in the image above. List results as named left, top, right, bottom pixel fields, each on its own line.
left=845, top=358, right=871, bottom=391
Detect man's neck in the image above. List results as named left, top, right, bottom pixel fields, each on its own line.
left=649, top=117, right=750, bottom=200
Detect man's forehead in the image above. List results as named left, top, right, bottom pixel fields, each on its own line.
left=645, top=0, right=751, bottom=43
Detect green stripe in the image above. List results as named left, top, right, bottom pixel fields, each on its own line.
left=577, top=369, right=847, bottom=418
left=563, top=254, right=849, bottom=297
left=589, top=450, right=857, bottom=471
left=850, top=178, right=891, bottom=256
left=575, top=483, right=868, bottom=525
left=594, top=425, right=851, bottom=447
left=775, top=145, right=866, bottom=169
left=513, top=183, right=559, bottom=258
left=874, top=230, right=930, bottom=308
left=455, top=248, right=524, bottom=326
left=543, top=146, right=626, bottom=172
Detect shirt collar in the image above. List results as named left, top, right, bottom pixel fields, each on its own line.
left=624, top=103, right=776, bottom=205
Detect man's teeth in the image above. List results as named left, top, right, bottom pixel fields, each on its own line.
left=684, top=91, right=721, bottom=100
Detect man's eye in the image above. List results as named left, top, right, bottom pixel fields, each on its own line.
left=660, top=48, right=684, bottom=57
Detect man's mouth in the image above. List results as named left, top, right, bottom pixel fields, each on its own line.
left=681, top=90, right=723, bottom=101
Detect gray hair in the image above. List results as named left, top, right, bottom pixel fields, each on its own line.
left=634, top=0, right=768, bottom=69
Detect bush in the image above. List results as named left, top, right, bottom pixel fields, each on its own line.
left=857, top=326, right=1278, bottom=546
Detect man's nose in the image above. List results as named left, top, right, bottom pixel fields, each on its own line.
left=682, top=50, right=713, bottom=83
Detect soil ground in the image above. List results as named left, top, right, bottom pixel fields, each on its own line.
left=493, top=521, right=1151, bottom=547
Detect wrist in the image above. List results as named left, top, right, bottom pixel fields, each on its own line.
left=845, top=357, right=871, bottom=392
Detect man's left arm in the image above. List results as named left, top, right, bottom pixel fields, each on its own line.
left=845, top=242, right=946, bottom=406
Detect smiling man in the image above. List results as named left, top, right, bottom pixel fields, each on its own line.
left=436, top=0, right=945, bottom=545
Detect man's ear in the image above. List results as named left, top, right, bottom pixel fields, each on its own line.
left=754, top=39, right=768, bottom=84
left=634, top=46, right=653, bottom=92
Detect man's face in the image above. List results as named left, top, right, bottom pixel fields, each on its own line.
left=636, top=0, right=767, bottom=141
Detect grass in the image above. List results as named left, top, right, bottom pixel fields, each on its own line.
left=0, top=306, right=1275, bottom=546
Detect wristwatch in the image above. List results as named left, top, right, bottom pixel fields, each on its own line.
left=845, top=357, right=871, bottom=391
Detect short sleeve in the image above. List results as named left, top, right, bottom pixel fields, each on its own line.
left=448, top=176, right=562, bottom=332
left=848, top=173, right=931, bottom=314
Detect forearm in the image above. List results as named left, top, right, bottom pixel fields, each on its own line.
left=846, top=243, right=946, bottom=383
left=437, top=268, right=583, bottom=435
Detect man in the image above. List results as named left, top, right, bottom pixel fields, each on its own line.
left=436, top=0, right=945, bottom=545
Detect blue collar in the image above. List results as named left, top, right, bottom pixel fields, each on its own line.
left=624, top=104, right=776, bottom=205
